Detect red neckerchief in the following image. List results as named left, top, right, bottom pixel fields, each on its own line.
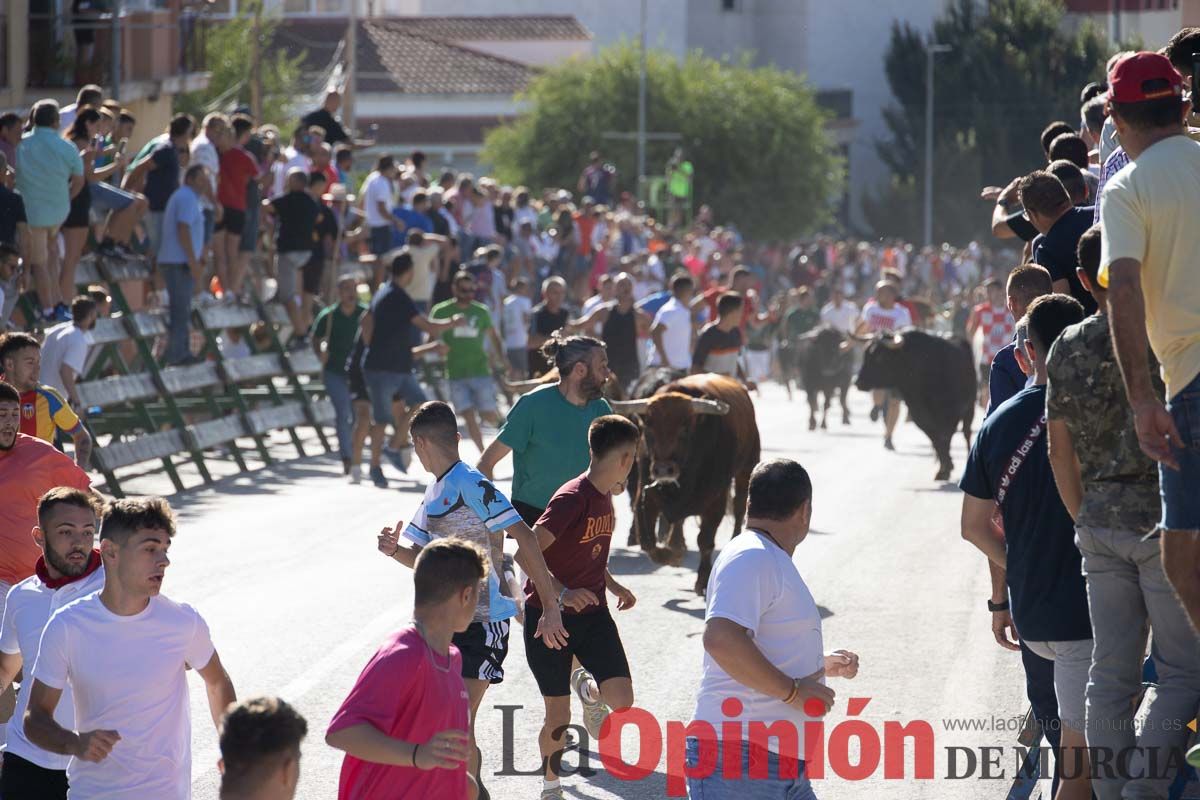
left=36, top=550, right=102, bottom=589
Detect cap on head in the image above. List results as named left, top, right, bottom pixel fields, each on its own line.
left=1108, top=52, right=1182, bottom=103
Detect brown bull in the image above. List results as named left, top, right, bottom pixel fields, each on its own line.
left=627, top=373, right=761, bottom=594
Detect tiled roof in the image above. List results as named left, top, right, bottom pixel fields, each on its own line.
left=387, top=15, right=590, bottom=41
left=276, top=17, right=577, bottom=95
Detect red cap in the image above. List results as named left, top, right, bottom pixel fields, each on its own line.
left=1108, top=52, right=1183, bottom=103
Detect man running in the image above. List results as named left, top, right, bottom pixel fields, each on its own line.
left=857, top=280, right=913, bottom=450
left=0, top=333, right=91, bottom=467
left=692, top=292, right=746, bottom=379
left=648, top=274, right=694, bottom=373
left=311, top=276, right=367, bottom=474
left=326, top=539, right=484, bottom=800
left=523, top=415, right=640, bottom=800
left=0, top=488, right=105, bottom=799
left=430, top=271, right=508, bottom=454
left=687, top=459, right=860, bottom=798
left=25, top=497, right=237, bottom=799
left=376, top=400, right=567, bottom=799
left=218, top=697, right=308, bottom=800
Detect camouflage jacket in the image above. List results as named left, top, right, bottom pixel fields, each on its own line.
left=1046, top=314, right=1161, bottom=532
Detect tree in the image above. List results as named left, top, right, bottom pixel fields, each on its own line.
left=865, top=0, right=1112, bottom=244
left=482, top=43, right=843, bottom=240
left=176, top=2, right=305, bottom=131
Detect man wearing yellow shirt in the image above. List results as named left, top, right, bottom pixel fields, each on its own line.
left=0, top=333, right=91, bottom=468
left=1099, top=52, right=1200, bottom=631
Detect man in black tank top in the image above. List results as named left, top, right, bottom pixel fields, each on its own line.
left=571, top=273, right=647, bottom=393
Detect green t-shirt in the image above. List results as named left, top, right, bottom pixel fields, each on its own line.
left=784, top=307, right=820, bottom=341
left=431, top=299, right=492, bottom=380
left=311, top=302, right=367, bottom=375
left=497, top=384, right=613, bottom=509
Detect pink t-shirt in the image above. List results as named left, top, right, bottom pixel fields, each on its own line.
left=328, top=626, right=470, bottom=800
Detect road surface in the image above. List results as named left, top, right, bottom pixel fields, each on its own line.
left=162, top=384, right=1039, bottom=799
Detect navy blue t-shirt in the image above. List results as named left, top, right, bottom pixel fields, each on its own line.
left=143, top=142, right=180, bottom=212
left=363, top=282, right=419, bottom=373
left=986, top=341, right=1025, bottom=417
left=959, top=385, right=1091, bottom=642
left=0, top=186, right=27, bottom=245
left=1031, top=206, right=1097, bottom=316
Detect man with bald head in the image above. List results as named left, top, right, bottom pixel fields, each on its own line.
left=301, top=91, right=349, bottom=147
left=571, top=272, right=648, bottom=393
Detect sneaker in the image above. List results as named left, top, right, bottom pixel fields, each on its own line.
left=383, top=446, right=410, bottom=473
left=369, top=465, right=388, bottom=488
left=883, top=436, right=895, bottom=451
left=539, top=786, right=565, bottom=800
left=348, top=465, right=362, bottom=485
left=48, top=303, right=72, bottom=323
left=869, top=405, right=882, bottom=422
left=197, top=291, right=219, bottom=307
left=570, top=667, right=609, bottom=739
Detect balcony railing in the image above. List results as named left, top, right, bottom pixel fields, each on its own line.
left=28, top=2, right=208, bottom=90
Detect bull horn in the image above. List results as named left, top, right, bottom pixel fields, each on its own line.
left=691, top=398, right=730, bottom=415
left=611, top=399, right=650, bottom=416
left=848, top=333, right=873, bottom=343
left=883, top=333, right=904, bottom=350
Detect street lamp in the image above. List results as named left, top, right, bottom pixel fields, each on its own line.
left=924, top=42, right=951, bottom=249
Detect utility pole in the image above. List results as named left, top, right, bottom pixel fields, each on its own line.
left=636, top=0, right=647, bottom=199
left=110, top=0, right=122, bottom=100
left=345, top=0, right=358, bottom=133
left=923, top=41, right=951, bottom=249
left=250, top=0, right=263, bottom=121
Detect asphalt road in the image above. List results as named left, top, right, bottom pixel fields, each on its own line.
left=164, top=384, right=1039, bottom=799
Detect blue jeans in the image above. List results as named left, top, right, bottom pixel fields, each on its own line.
left=162, top=263, right=192, bottom=364
left=685, top=738, right=817, bottom=799
left=1162, top=370, right=1200, bottom=530
left=323, top=369, right=355, bottom=460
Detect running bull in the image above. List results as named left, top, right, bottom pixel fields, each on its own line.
left=854, top=328, right=976, bottom=481
left=621, top=373, right=761, bottom=594
left=790, top=325, right=854, bottom=430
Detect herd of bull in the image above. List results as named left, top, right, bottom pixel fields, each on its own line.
left=622, top=325, right=977, bottom=592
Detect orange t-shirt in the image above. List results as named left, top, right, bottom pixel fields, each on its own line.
left=0, top=434, right=91, bottom=585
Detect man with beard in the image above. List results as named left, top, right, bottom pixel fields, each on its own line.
left=0, top=333, right=92, bottom=468
left=477, top=334, right=615, bottom=526
left=0, top=381, right=92, bottom=680
left=24, top=497, right=237, bottom=799
left=0, top=488, right=105, bottom=799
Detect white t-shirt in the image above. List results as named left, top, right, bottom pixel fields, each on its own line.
left=189, top=135, right=220, bottom=210
left=502, top=294, right=532, bottom=349
left=513, top=205, right=538, bottom=232
left=693, top=531, right=824, bottom=752
left=39, top=323, right=91, bottom=398
left=649, top=296, right=692, bottom=369
left=0, top=566, right=106, bottom=770
left=273, top=147, right=310, bottom=198
left=361, top=172, right=394, bottom=228
left=820, top=301, right=860, bottom=334
left=861, top=301, right=912, bottom=333
left=31, top=593, right=216, bottom=799
left=407, top=242, right=440, bottom=305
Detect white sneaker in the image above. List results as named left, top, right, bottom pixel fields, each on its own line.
left=539, top=786, right=565, bottom=800
left=570, top=668, right=609, bottom=738
left=348, top=466, right=362, bottom=484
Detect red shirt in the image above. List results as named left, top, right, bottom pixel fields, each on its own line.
left=217, top=147, right=258, bottom=211
left=528, top=474, right=614, bottom=614
left=0, top=434, right=91, bottom=585
left=328, top=626, right=469, bottom=800
left=573, top=213, right=596, bottom=256
left=702, top=286, right=756, bottom=333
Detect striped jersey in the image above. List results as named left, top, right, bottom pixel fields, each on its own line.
left=19, top=386, right=80, bottom=443
left=403, top=460, right=522, bottom=623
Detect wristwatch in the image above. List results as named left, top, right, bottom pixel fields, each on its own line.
left=987, top=599, right=1009, bottom=612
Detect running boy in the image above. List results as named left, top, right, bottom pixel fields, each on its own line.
left=376, top=400, right=567, bottom=798
left=522, top=414, right=640, bottom=800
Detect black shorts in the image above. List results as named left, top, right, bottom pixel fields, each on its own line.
left=217, top=207, right=246, bottom=235
left=302, top=256, right=324, bottom=295
left=0, top=752, right=68, bottom=800
left=512, top=500, right=544, bottom=527
left=453, top=619, right=510, bottom=684
left=524, top=604, right=631, bottom=697
left=63, top=186, right=91, bottom=229
left=348, top=357, right=369, bottom=403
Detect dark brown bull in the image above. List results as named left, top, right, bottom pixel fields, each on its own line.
left=626, top=373, right=761, bottom=594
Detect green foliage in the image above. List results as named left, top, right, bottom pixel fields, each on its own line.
left=482, top=43, right=844, bottom=240
left=175, top=2, right=305, bottom=131
left=865, top=0, right=1113, bottom=244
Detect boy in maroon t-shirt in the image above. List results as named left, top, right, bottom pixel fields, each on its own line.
left=520, top=414, right=640, bottom=800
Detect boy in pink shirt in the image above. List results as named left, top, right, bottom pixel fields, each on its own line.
left=326, top=538, right=486, bottom=800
